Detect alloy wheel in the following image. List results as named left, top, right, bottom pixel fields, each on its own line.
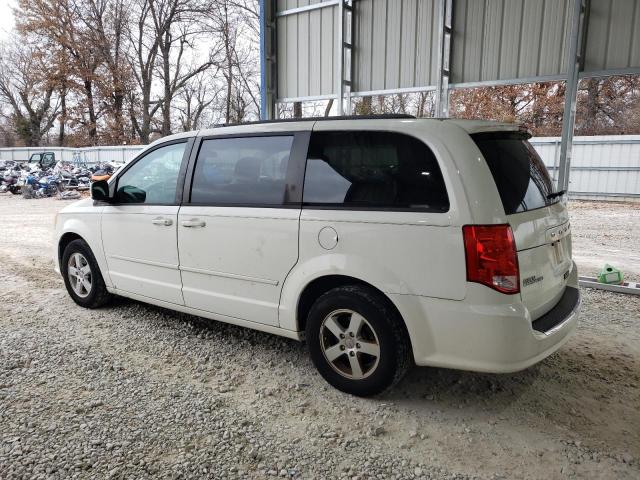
left=67, top=252, right=92, bottom=298
left=320, top=309, right=381, bottom=379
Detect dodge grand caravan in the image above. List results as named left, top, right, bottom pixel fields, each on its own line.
left=54, top=115, right=580, bottom=396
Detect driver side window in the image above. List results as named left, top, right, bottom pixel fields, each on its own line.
left=116, top=142, right=186, bottom=204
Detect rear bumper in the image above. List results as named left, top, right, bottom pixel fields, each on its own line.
left=531, top=286, right=580, bottom=335
left=390, top=268, right=581, bottom=373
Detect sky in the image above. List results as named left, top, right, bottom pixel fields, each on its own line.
left=0, top=0, right=16, bottom=41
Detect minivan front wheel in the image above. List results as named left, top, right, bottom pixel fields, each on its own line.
left=61, top=239, right=112, bottom=308
left=306, top=285, right=411, bottom=396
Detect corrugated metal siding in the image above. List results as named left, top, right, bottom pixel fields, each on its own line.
left=274, top=0, right=640, bottom=100
left=276, top=1, right=338, bottom=99
left=531, top=136, right=640, bottom=200
left=584, top=0, right=640, bottom=72
left=450, top=0, right=573, bottom=83
left=353, top=0, right=439, bottom=92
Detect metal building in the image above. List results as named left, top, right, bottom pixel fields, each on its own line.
left=259, top=0, right=640, bottom=190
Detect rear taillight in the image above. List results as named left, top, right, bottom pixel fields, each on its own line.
left=463, top=225, right=520, bottom=294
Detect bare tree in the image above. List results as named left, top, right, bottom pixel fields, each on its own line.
left=8, top=0, right=262, bottom=144
left=175, top=71, right=220, bottom=130
left=209, top=0, right=239, bottom=123
left=0, top=39, right=59, bottom=146
left=128, top=0, right=162, bottom=143
left=85, top=0, right=132, bottom=143
left=148, top=0, right=217, bottom=136
left=17, top=0, right=103, bottom=144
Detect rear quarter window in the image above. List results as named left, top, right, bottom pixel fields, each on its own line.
left=303, top=131, right=449, bottom=212
left=472, top=132, right=557, bottom=214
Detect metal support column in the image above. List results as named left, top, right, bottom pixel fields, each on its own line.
left=558, top=0, right=588, bottom=191
left=260, top=0, right=277, bottom=120
left=336, top=0, right=344, bottom=115
left=336, top=0, right=354, bottom=116
left=435, top=0, right=452, bottom=118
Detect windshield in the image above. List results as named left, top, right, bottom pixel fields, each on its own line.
left=472, top=132, right=557, bottom=214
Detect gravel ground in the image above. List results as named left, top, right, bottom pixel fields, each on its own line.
left=569, top=200, right=640, bottom=282
left=0, top=195, right=638, bottom=480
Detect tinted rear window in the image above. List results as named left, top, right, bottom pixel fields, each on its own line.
left=472, top=132, right=557, bottom=214
left=303, top=131, right=449, bottom=212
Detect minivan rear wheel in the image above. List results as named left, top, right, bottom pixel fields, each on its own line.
left=306, top=285, right=412, bottom=396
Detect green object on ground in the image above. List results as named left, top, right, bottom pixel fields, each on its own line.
left=597, top=264, right=624, bottom=285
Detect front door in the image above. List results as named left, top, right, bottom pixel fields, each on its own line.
left=178, top=133, right=307, bottom=326
left=102, top=140, right=191, bottom=305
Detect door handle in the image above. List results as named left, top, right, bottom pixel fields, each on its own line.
left=151, top=217, right=173, bottom=226
left=181, top=219, right=206, bottom=228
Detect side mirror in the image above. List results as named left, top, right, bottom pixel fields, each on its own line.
left=91, top=180, right=112, bottom=202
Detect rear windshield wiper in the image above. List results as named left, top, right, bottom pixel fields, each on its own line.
left=547, top=190, right=566, bottom=200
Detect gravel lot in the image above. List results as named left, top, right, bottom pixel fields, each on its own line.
left=0, top=195, right=638, bottom=480
left=569, top=200, right=640, bottom=282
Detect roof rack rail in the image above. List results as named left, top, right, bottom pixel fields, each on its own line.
left=215, top=114, right=416, bottom=128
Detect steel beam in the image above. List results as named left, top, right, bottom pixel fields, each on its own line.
left=579, top=277, right=640, bottom=295
left=449, top=75, right=568, bottom=90
left=566, top=191, right=640, bottom=198
left=434, top=0, right=452, bottom=118
left=335, top=0, right=354, bottom=116
left=260, top=0, right=276, bottom=120
left=546, top=166, right=640, bottom=172
left=345, top=0, right=354, bottom=115
left=557, top=0, right=589, bottom=191
left=276, top=0, right=339, bottom=17
left=336, top=0, right=345, bottom=115
left=351, top=85, right=437, bottom=97
left=580, top=67, right=640, bottom=78
left=277, top=94, right=339, bottom=103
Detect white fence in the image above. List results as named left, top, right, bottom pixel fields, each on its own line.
left=0, top=146, right=143, bottom=165
left=531, top=136, right=640, bottom=202
left=2, top=135, right=639, bottom=202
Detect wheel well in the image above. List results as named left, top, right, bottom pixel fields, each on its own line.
left=58, top=232, right=84, bottom=264
left=296, top=275, right=409, bottom=339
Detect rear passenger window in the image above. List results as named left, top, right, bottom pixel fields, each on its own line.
left=303, top=131, right=449, bottom=211
left=190, top=136, right=294, bottom=205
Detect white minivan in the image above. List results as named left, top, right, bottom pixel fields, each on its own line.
left=54, top=115, right=580, bottom=396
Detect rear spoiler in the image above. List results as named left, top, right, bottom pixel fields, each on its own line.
left=470, top=129, right=533, bottom=141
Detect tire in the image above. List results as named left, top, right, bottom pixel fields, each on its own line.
left=306, top=285, right=412, bottom=397
left=61, top=239, right=112, bottom=308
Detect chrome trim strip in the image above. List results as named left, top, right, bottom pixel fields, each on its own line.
left=108, top=254, right=178, bottom=270
left=179, top=266, right=279, bottom=286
